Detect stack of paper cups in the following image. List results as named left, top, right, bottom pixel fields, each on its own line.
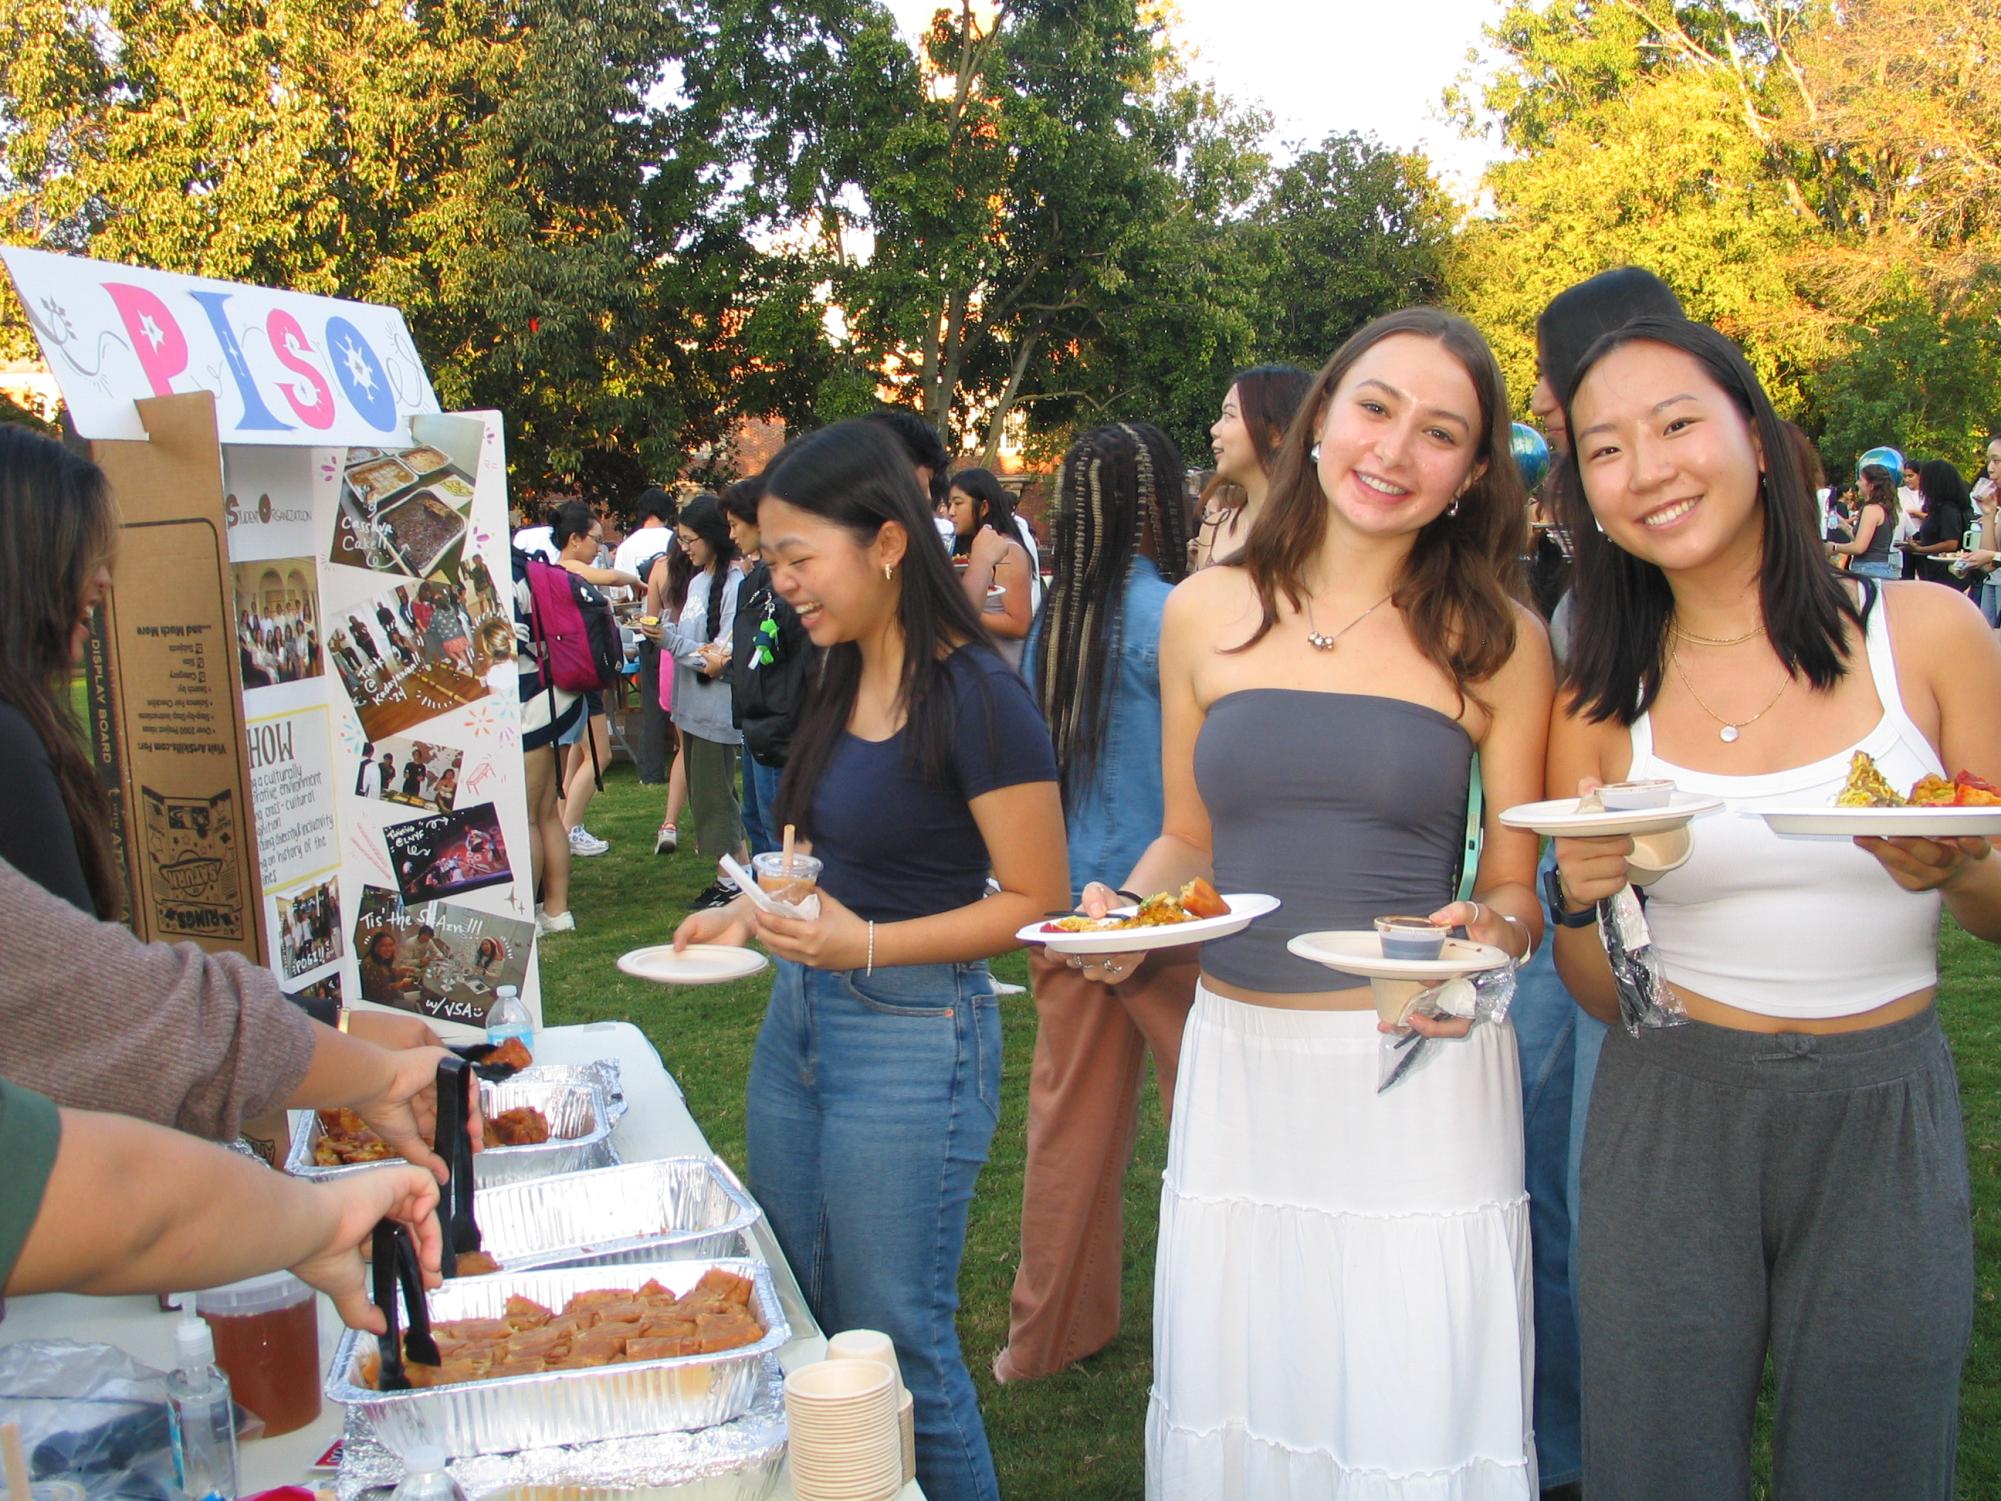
left=784, top=1358, right=901, bottom=1501
left=828, top=1330, right=914, bottom=1486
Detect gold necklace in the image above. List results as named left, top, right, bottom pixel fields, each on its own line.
left=1669, top=619, right=1766, bottom=648
left=1669, top=637, right=1791, bottom=743
left=1304, top=591, right=1393, bottom=651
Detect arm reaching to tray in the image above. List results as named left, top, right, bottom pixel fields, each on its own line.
left=3, top=1081, right=441, bottom=1332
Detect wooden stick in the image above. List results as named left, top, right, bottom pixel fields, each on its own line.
left=782, top=823, right=796, bottom=874
left=2, top=1420, right=31, bottom=1501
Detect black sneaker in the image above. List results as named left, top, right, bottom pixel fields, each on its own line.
left=689, top=880, right=736, bottom=912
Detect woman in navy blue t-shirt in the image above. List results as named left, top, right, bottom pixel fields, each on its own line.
left=675, top=419, right=1066, bottom=1501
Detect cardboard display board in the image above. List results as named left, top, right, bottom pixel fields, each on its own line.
left=8, top=250, right=540, bottom=1037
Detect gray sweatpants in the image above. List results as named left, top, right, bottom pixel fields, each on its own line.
left=1577, top=1008, right=1972, bottom=1499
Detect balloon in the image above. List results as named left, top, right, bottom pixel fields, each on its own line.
left=1511, top=422, right=1551, bottom=493
left=1856, top=445, right=1904, bottom=480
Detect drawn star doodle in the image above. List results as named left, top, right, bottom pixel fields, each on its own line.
left=338, top=337, right=378, bottom=398
left=463, top=704, right=496, bottom=739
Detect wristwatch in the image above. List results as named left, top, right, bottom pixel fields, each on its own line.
left=1543, top=866, right=1597, bottom=928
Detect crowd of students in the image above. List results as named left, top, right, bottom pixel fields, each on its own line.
left=3, top=263, right=1998, bottom=1501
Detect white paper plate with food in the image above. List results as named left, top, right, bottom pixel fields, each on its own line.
left=1758, top=806, right=2001, bottom=838
left=1761, top=752, right=2001, bottom=837
left=1286, top=931, right=1512, bottom=981
left=1499, top=790, right=1722, bottom=837
left=1018, top=883, right=1278, bottom=955
left=617, top=944, right=770, bottom=985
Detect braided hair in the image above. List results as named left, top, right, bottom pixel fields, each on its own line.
left=1031, top=422, right=1189, bottom=808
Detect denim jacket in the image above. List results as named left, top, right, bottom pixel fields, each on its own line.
left=1028, top=557, right=1169, bottom=903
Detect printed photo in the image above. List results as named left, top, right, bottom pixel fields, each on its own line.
left=383, top=802, right=511, bottom=902
left=329, top=442, right=479, bottom=584
left=351, top=886, right=534, bottom=1028
left=329, top=578, right=500, bottom=740
left=276, top=875, right=343, bottom=980
left=283, top=973, right=344, bottom=1028
left=231, top=557, right=323, bottom=688
left=354, top=735, right=464, bottom=813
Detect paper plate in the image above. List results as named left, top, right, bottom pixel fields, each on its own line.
left=1286, top=931, right=1511, bottom=981
left=1758, top=805, right=2001, bottom=839
left=1018, top=893, right=1280, bottom=956
left=1498, top=792, right=1723, bottom=838
left=616, top=944, right=769, bottom=985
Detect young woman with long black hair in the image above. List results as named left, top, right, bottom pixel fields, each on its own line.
left=1548, top=317, right=1999, bottom=1497
left=673, top=420, right=1066, bottom=1501
left=641, top=494, right=744, bottom=910
left=1078, top=311, right=1551, bottom=1497
left=1188, top=363, right=1311, bottom=570
left=0, top=425, right=121, bottom=917
left=946, top=467, right=1034, bottom=670
left=994, top=422, right=1192, bottom=1386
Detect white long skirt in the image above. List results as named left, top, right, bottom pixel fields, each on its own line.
left=1146, top=986, right=1536, bottom=1500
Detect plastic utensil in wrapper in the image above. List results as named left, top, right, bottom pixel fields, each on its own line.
left=1376, top=963, right=1521, bottom=1094
left=1598, top=884, right=1687, bottom=1036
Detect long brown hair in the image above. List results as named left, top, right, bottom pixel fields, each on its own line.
left=0, top=425, right=123, bottom=916
left=1234, top=309, right=1525, bottom=699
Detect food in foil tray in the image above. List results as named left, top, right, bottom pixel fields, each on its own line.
left=400, top=445, right=452, bottom=475
left=379, top=489, right=468, bottom=574
left=358, top=1269, right=766, bottom=1389
left=1835, top=750, right=2001, bottom=808
left=314, top=1106, right=397, bottom=1164
left=311, top=1098, right=564, bottom=1167
left=347, top=457, right=421, bottom=507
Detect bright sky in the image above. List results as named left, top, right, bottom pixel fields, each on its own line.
left=881, top=0, right=1507, bottom=200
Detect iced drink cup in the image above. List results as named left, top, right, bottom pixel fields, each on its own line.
left=753, top=851, right=823, bottom=905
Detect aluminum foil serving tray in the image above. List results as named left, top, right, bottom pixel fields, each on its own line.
left=470, top=1157, right=760, bottom=1275
left=327, top=1258, right=790, bottom=1457
left=333, top=1356, right=786, bottom=1501
left=288, top=1066, right=623, bottom=1186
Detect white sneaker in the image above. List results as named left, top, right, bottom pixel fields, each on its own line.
left=536, top=908, right=576, bottom=935
left=568, top=825, right=609, bottom=856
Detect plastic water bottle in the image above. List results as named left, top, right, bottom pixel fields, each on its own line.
left=166, top=1298, right=239, bottom=1501
left=388, top=1445, right=468, bottom=1501
left=485, top=984, right=533, bottom=1051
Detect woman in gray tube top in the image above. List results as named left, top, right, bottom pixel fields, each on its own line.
left=1071, top=309, right=1554, bottom=1500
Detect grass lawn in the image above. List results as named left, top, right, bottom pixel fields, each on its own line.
left=541, top=762, right=2001, bottom=1499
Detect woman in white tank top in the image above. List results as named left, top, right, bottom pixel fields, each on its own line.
left=1545, top=317, right=2001, bottom=1499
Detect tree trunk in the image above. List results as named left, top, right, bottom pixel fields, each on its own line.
left=979, top=315, right=1045, bottom=467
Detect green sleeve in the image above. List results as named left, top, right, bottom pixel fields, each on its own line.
left=0, top=1079, right=61, bottom=1287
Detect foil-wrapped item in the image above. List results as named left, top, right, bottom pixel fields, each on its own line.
left=327, top=1259, right=789, bottom=1456
left=334, top=1357, right=786, bottom=1501
left=471, top=1157, right=761, bottom=1275
left=1599, top=884, right=1687, bottom=1036
left=287, top=1074, right=622, bottom=1187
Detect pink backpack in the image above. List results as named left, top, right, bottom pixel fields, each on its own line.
left=522, top=556, right=617, bottom=693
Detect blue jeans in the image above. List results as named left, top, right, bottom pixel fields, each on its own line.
left=1513, top=895, right=1583, bottom=1487
left=740, top=754, right=783, bottom=857
left=747, top=958, right=1003, bottom=1501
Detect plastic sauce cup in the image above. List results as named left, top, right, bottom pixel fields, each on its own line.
left=1374, top=916, right=1447, bottom=962
left=196, top=1271, right=320, bottom=1436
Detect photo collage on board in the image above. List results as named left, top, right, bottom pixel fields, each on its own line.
left=351, top=885, right=534, bottom=1027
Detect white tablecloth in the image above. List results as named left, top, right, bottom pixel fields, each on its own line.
left=1, top=1021, right=921, bottom=1499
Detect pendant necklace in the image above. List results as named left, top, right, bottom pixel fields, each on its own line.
left=1304, top=591, right=1393, bottom=651
left=1669, top=636, right=1790, bottom=743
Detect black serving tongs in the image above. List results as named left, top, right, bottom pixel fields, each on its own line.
left=434, top=1055, right=482, bottom=1279
left=371, top=1218, right=439, bottom=1390
left=446, top=1040, right=527, bottom=1083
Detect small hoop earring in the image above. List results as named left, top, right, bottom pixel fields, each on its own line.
left=1308, top=443, right=1322, bottom=464
left=883, top=564, right=894, bottom=581
left=1447, top=498, right=1461, bottom=518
